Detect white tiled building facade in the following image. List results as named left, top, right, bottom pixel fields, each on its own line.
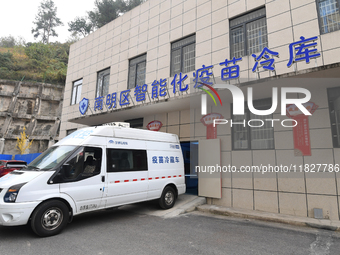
left=61, top=0, right=340, bottom=220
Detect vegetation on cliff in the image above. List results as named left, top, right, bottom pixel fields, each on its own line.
left=0, top=36, right=71, bottom=85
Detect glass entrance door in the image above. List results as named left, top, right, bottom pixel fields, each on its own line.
left=180, top=141, right=198, bottom=195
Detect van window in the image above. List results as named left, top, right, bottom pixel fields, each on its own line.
left=28, top=145, right=77, bottom=170
left=62, top=147, right=102, bottom=181
left=107, top=149, right=147, bottom=172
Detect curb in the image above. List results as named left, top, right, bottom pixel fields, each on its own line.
left=196, top=204, right=340, bottom=231
left=163, top=197, right=206, bottom=218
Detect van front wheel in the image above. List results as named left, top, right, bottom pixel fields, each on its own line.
left=31, top=200, right=69, bottom=237
left=159, top=186, right=176, bottom=209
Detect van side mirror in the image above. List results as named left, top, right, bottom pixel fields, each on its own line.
left=62, top=164, right=73, bottom=178
left=50, top=164, right=75, bottom=184
left=50, top=165, right=66, bottom=184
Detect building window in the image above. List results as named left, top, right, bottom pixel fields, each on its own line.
left=128, top=54, right=147, bottom=89
left=230, top=8, right=268, bottom=58
left=71, top=79, right=82, bottom=105
left=170, top=34, right=196, bottom=76
left=328, top=87, right=340, bottom=147
left=317, top=0, right=340, bottom=34
left=96, top=68, right=110, bottom=98
left=107, top=149, right=148, bottom=172
left=232, top=98, right=274, bottom=150
left=124, top=118, right=144, bottom=129
left=66, top=129, right=77, bottom=135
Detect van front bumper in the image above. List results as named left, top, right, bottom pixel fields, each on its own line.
left=0, top=201, right=39, bottom=226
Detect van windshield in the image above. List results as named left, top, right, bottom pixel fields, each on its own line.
left=26, top=146, right=77, bottom=171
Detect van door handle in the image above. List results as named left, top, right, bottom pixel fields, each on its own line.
left=101, top=176, right=105, bottom=182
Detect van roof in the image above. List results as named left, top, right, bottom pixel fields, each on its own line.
left=91, top=126, right=179, bottom=143
left=56, top=126, right=179, bottom=146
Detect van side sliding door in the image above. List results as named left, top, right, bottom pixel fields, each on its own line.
left=105, top=148, right=148, bottom=207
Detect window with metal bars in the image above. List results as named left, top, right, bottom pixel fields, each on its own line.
left=71, top=79, right=82, bottom=105
left=230, top=8, right=268, bottom=58
left=328, top=87, right=340, bottom=147
left=232, top=98, right=275, bottom=150
left=96, top=68, right=110, bottom=98
left=170, top=34, right=196, bottom=77
left=317, top=0, right=340, bottom=34
left=128, top=54, right=147, bottom=89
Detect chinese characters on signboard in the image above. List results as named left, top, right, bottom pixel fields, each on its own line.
left=152, top=156, right=180, bottom=164
left=146, top=120, right=163, bottom=131
left=79, top=36, right=321, bottom=115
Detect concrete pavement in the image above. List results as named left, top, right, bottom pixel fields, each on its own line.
left=196, top=204, right=340, bottom=231
left=3, top=207, right=339, bottom=255
left=120, top=193, right=340, bottom=232
left=118, top=194, right=206, bottom=218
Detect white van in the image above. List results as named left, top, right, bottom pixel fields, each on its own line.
left=0, top=125, right=186, bottom=236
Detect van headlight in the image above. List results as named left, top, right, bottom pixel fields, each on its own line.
left=4, top=183, right=26, bottom=203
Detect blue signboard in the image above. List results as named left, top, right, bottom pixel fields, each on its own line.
left=79, top=98, right=89, bottom=115
left=79, top=35, right=321, bottom=115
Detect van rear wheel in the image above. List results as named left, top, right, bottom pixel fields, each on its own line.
left=31, top=200, right=69, bottom=237
left=159, top=186, right=176, bottom=209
